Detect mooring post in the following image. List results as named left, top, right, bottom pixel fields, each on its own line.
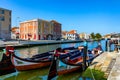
left=83, top=40, right=88, bottom=71
left=108, top=40, right=110, bottom=52
left=105, top=39, right=108, bottom=52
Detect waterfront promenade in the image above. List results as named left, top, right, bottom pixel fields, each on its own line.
left=0, top=40, right=83, bottom=49
left=107, top=52, right=120, bottom=80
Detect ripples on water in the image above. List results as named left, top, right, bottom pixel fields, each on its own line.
left=0, top=40, right=114, bottom=80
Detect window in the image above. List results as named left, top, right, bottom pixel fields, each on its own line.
left=0, top=10, right=4, bottom=14
left=2, top=16, right=4, bottom=21
left=9, top=11, right=11, bottom=15
left=0, top=16, right=5, bottom=21
left=2, top=10, right=4, bottom=14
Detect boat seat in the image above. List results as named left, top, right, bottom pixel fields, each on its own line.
left=70, top=55, right=81, bottom=61
left=59, top=50, right=81, bottom=59
left=69, top=51, right=81, bottom=60
left=32, top=52, right=52, bottom=58
left=68, top=50, right=80, bottom=56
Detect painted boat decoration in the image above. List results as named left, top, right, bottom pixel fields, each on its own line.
left=0, top=47, right=16, bottom=76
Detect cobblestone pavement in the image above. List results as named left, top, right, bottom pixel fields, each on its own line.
left=107, top=52, right=120, bottom=80
left=88, top=51, right=119, bottom=80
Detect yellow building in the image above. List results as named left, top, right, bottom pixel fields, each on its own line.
left=0, top=8, right=11, bottom=40
left=62, top=31, right=68, bottom=39
left=79, top=32, right=85, bottom=39
left=103, top=34, right=111, bottom=39
left=79, top=32, right=90, bottom=39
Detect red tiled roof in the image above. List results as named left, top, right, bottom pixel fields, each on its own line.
left=11, top=27, right=19, bottom=33
left=62, top=31, right=67, bottom=35
left=67, top=30, right=76, bottom=34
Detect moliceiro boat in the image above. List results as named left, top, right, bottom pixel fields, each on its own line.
left=11, top=51, right=53, bottom=71
left=47, top=45, right=103, bottom=80
left=10, top=46, right=76, bottom=71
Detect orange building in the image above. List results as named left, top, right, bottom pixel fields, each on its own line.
left=19, top=19, right=61, bottom=40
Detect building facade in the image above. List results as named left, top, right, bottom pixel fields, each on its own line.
left=62, top=31, right=68, bottom=39
left=66, top=30, right=79, bottom=40
left=11, top=27, right=19, bottom=39
left=0, top=8, right=11, bottom=40
left=19, top=19, right=61, bottom=40
left=79, top=32, right=90, bottom=39
left=50, top=20, right=61, bottom=40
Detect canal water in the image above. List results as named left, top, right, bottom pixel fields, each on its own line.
left=0, top=40, right=115, bottom=80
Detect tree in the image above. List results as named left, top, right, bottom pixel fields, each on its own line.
left=90, top=32, right=102, bottom=41
left=95, top=33, right=102, bottom=40
left=90, top=32, right=95, bottom=39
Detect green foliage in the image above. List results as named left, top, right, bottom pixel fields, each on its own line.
left=90, top=32, right=102, bottom=40
left=90, top=32, right=95, bottom=39
left=95, top=33, right=102, bottom=40
left=82, top=68, right=107, bottom=80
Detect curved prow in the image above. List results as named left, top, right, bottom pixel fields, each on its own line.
left=5, top=46, right=14, bottom=56
left=47, top=52, right=58, bottom=80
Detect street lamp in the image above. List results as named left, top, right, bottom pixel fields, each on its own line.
left=16, top=17, right=20, bottom=43
left=16, top=17, right=20, bottom=27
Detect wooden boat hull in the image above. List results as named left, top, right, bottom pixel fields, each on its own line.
left=11, top=55, right=51, bottom=71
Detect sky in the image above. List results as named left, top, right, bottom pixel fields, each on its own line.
left=0, top=0, right=120, bottom=35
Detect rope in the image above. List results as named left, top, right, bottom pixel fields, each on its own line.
left=89, top=64, right=96, bottom=80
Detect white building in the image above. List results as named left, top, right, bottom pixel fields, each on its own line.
left=66, top=30, right=79, bottom=40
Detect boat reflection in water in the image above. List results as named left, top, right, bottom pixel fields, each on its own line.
left=15, top=44, right=61, bottom=58
left=0, top=67, right=84, bottom=80
left=0, top=67, right=49, bottom=80
left=57, top=70, right=82, bottom=80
